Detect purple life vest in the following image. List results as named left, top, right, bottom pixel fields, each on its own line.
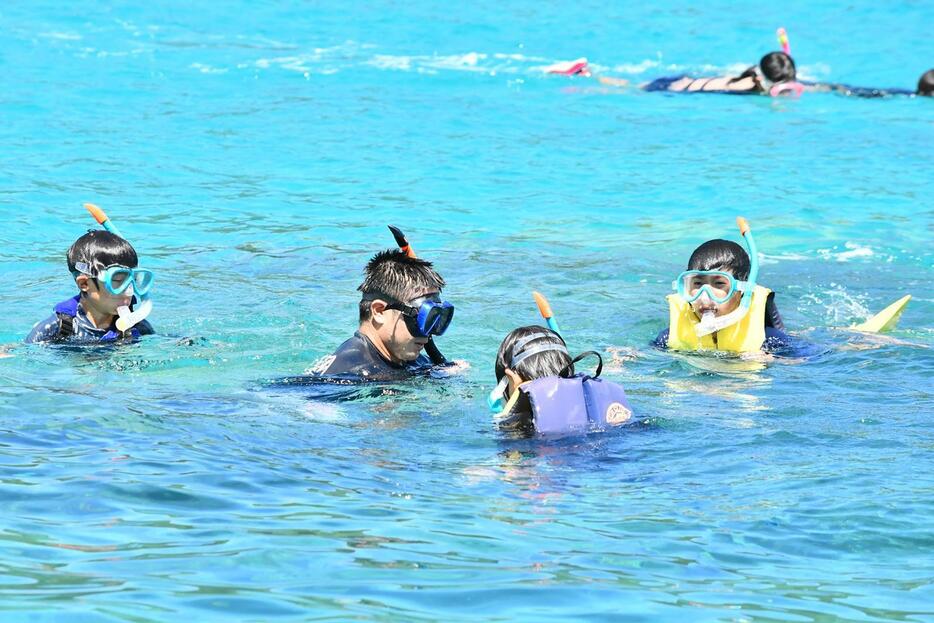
left=521, top=374, right=635, bottom=435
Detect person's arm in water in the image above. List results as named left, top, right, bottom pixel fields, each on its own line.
left=25, top=313, right=65, bottom=344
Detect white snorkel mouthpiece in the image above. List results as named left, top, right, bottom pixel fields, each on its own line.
left=695, top=306, right=749, bottom=337
left=116, top=295, right=152, bottom=333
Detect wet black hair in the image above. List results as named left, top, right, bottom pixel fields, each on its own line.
left=495, top=326, right=573, bottom=383
left=918, top=69, right=934, bottom=96
left=728, top=65, right=765, bottom=90
left=759, top=51, right=796, bottom=82
left=66, top=230, right=138, bottom=279
left=687, top=239, right=751, bottom=281
left=358, top=249, right=445, bottom=322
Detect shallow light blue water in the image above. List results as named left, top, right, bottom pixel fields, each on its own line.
left=1, top=1, right=933, bottom=621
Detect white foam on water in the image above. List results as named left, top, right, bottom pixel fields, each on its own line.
left=804, top=283, right=874, bottom=326
left=366, top=54, right=412, bottom=71
left=760, top=252, right=811, bottom=264
left=608, top=59, right=662, bottom=75
left=39, top=32, right=82, bottom=41
left=818, top=242, right=875, bottom=262
left=190, top=63, right=228, bottom=74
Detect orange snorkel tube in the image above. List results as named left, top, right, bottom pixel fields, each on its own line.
left=84, top=203, right=125, bottom=239
left=532, top=291, right=561, bottom=336
left=387, top=225, right=447, bottom=365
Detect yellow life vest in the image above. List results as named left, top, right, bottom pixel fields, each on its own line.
left=666, top=285, right=772, bottom=353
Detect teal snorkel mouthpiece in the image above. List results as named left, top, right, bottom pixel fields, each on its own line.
left=695, top=217, right=759, bottom=337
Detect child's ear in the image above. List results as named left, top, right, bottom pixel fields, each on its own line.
left=504, top=368, right=523, bottom=394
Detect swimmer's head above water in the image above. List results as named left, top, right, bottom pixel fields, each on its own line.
left=490, top=326, right=572, bottom=417
left=679, top=239, right=752, bottom=321
left=757, top=51, right=804, bottom=97
left=918, top=69, right=934, bottom=96
left=357, top=249, right=452, bottom=363
left=67, top=230, right=147, bottom=320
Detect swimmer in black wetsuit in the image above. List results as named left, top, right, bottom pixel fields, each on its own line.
left=307, top=248, right=455, bottom=382
left=808, top=68, right=934, bottom=99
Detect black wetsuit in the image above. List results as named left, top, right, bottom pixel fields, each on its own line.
left=802, top=81, right=915, bottom=98
left=315, top=331, right=434, bottom=381
left=653, top=292, right=792, bottom=353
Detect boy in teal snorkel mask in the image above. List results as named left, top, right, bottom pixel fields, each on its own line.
left=654, top=220, right=788, bottom=354
left=25, top=229, right=155, bottom=344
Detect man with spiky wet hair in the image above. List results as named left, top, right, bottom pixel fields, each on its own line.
left=311, top=249, right=454, bottom=381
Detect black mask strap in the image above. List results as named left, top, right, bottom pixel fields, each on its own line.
left=558, top=350, right=603, bottom=379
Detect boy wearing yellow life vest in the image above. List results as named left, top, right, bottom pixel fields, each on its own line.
left=654, top=218, right=791, bottom=354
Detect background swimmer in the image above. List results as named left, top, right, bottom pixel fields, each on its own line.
left=809, top=68, right=934, bottom=98
left=598, top=51, right=805, bottom=96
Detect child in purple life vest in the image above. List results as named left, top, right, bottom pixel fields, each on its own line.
left=25, top=230, right=155, bottom=344
left=489, top=326, right=634, bottom=436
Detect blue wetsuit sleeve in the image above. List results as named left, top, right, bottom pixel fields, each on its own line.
left=765, top=292, right=785, bottom=331
left=25, top=314, right=62, bottom=344
left=763, top=326, right=795, bottom=353
left=137, top=320, right=155, bottom=336
left=652, top=328, right=670, bottom=349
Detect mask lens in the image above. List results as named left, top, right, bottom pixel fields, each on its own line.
left=416, top=301, right=454, bottom=337
left=679, top=271, right=735, bottom=304
left=133, top=270, right=154, bottom=296
left=105, top=268, right=133, bottom=295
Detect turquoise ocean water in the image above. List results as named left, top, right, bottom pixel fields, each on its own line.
left=1, top=1, right=933, bottom=620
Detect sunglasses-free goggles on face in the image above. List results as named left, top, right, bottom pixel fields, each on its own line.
left=673, top=270, right=748, bottom=305
left=383, top=295, right=454, bottom=338
left=74, top=261, right=154, bottom=297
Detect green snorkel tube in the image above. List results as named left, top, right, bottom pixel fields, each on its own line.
left=387, top=225, right=448, bottom=365
left=83, top=203, right=153, bottom=333
left=695, top=217, right=759, bottom=337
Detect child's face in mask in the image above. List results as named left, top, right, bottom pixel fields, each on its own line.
left=687, top=271, right=743, bottom=319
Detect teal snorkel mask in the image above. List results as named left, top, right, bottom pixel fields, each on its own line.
left=73, top=262, right=154, bottom=297
left=676, top=217, right=759, bottom=337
